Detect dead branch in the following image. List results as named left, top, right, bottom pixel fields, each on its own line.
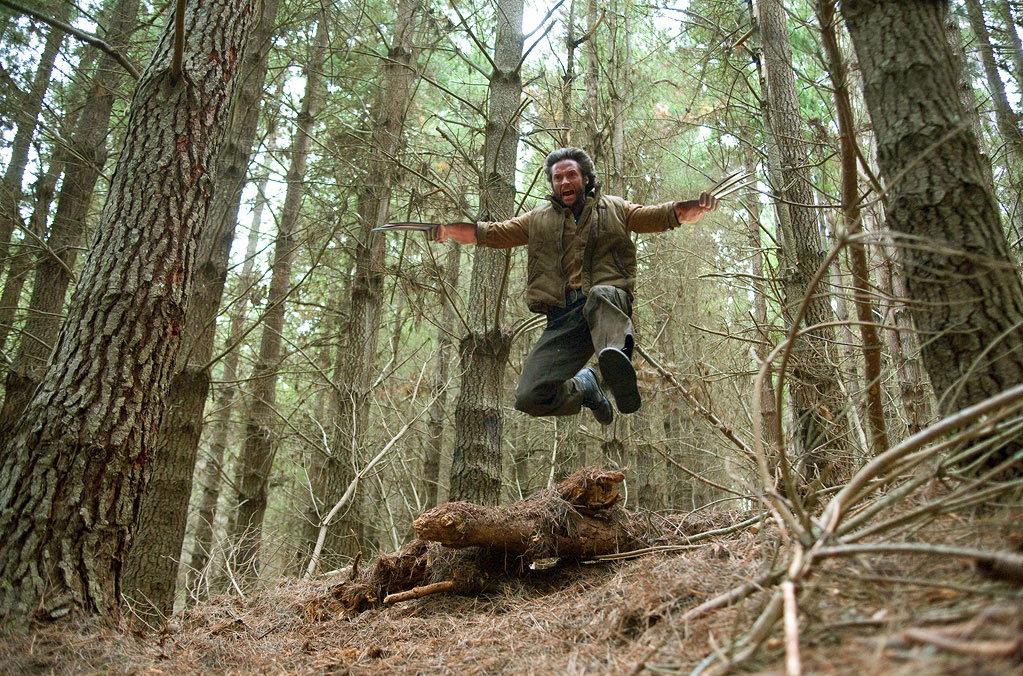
left=383, top=580, right=457, bottom=605
left=901, top=628, right=1023, bottom=658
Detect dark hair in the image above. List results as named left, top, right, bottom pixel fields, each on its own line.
left=543, top=147, right=599, bottom=194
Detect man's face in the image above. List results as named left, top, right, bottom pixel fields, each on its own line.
left=550, top=159, right=588, bottom=208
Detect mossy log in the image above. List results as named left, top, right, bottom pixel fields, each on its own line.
left=312, top=468, right=646, bottom=615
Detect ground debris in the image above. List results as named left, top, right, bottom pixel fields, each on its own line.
left=1, top=493, right=1020, bottom=674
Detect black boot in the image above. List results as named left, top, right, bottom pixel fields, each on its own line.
left=598, top=347, right=641, bottom=414
left=575, top=367, right=613, bottom=425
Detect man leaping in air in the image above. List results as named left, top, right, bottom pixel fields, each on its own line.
left=435, top=147, right=718, bottom=425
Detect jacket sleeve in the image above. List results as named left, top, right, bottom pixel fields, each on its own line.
left=623, top=201, right=680, bottom=234
left=475, top=211, right=532, bottom=248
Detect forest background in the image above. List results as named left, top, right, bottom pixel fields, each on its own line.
left=0, top=0, right=1021, bottom=670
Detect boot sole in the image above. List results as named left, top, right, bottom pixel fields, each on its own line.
left=599, top=348, right=641, bottom=414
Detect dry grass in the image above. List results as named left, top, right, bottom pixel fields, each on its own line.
left=1, top=503, right=1020, bottom=675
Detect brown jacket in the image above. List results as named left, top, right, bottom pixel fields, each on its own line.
left=476, top=190, right=680, bottom=314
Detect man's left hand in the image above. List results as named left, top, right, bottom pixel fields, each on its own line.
left=674, top=192, right=719, bottom=224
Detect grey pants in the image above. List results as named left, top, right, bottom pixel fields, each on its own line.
left=514, top=285, right=633, bottom=417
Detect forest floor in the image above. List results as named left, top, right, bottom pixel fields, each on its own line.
left=1, top=504, right=1021, bottom=675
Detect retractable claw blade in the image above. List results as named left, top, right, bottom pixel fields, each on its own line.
left=712, top=179, right=758, bottom=200
left=708, top=170, right=753, bottom=199
left=372, top=221, right=439, bottom=232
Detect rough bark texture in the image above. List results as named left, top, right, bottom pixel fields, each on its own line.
left=230, top=16, right=327, bottom=580
left=322, top=0, right=422, bottom=566
left=122, top=0, right=283, bottom=619
left=448, top=0, right=523, bottom=505
left=0, top=0, right=256, bottom=624
left=757, top=0, right=849, bottom=486
left=842, top=0, right=1023, bottom=468
left=0, top=0, right=140, bottom=431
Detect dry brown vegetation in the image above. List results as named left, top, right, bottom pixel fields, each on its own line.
left=2, top=473, right=1021, bottom=675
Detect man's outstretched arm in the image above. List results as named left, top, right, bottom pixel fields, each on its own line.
left=435, top=212, right=531, bottom=248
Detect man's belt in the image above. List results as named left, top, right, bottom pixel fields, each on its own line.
left=566, top=288, right=585, bottom=304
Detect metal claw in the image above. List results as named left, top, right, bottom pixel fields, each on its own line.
left=708, top=170, right=753, bottom=199
left=372, top=222, right=439, bottom=232
left=712, top=179, right=758, bottom=200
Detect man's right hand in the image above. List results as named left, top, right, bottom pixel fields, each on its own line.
left=434, top=222, right=478, bottom=244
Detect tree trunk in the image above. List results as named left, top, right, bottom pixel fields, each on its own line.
left=185, top=176, right=269, bottom=600
left=0, top=46, right=94, bottom=355
left=0, top=4, right=69, bottom=280
left=561, top=0, right=577, bottom=146
left=964, top=0, right=1023, bottom=255
left=995, top=0, right=1023, bottom=90
left=0, top=147, right=61, bottom=355
left=0, top=0, right=257, bottom=624
left=0, top=0, right=140, bottom=431
left=122, top=0, right=283, bottom=619
left=322, top=0, right=423, bottom=565
left=584, top=0, right=602, bottom=164
left=875, top=226, right=933, bottom=437
left=448, top=0, right=523, bottom=505
left=756, top=0, right=850, bottom=488
left=741, top=125, right=778, bottom=451
left=965, top=0, right=1023, bottom=161
left=841, top=0, right=1023, bottom=470
left=230, top=15, right=327, bottom=580
left=424, top=241, right=460, bottom=509
left=817, top=0, right=889, bottom=455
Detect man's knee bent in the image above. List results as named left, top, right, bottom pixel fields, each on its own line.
left=514, top=379, right=559, bottom=416
left=585, top=285, right=632, bottom=315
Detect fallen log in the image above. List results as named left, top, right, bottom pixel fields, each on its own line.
left=310, top=468, right=647, bottom=615
left=413, top=468, right=645, bottom=559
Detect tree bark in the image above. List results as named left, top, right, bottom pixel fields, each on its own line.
left=230, top=15, right=327, bottom=580
left=122, top=0, right=283, bottom=619
left=0, top=0, right=140, bottom=432
left=841, top=0, right=1023, bottom=470
left=0, top=0, right=257, bottom=624
left=756, top=0, right=850, bottom=488
left=448, top=0, right=523, bottom=505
